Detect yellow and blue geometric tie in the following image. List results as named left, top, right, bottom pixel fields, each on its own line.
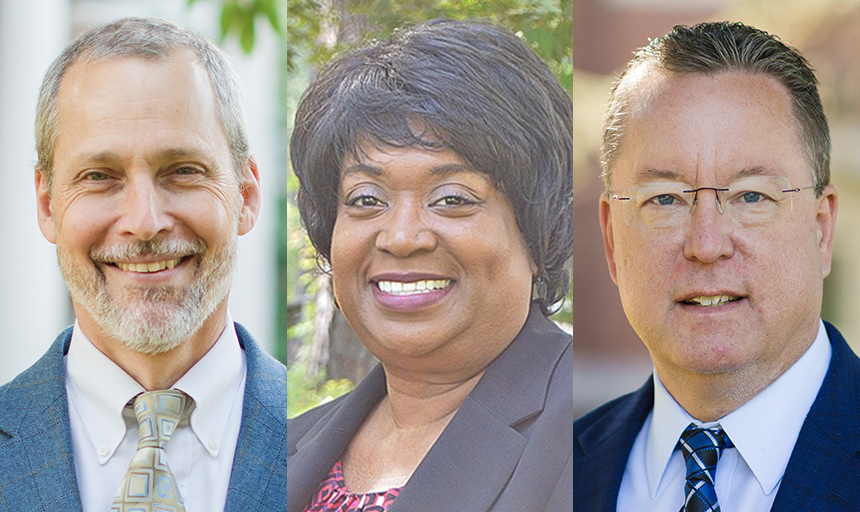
left=111, top=389, right=192, bottom=512
left=678, top=423, right=733, bottom=512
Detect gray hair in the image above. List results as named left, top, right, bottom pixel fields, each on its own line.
left=35, top=17, right=249, bottom=186
left=601, top=21, right=829, bottom=195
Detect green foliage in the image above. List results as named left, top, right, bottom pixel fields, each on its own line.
left=285, top=0, right=573, bottom=92
left=287, top=362, right=355, bottom=418
left=189, top=0, right=283, bottom=52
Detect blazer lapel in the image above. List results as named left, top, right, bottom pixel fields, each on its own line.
left=286, top=364, right=387, bottom=512
left=572, top=377, right=654, bottom=511
left=771, top=322, right=860, bottom=512
left=0, top=329, right=83, bottom=512
left=392, top=309, right=569, bottom=511
left=225, top=324, right=290, bottom=512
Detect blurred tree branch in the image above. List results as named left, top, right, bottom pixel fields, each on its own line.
left=188, top=0, right=283, bottom=52
left=285, top=0, right=573, bottom=93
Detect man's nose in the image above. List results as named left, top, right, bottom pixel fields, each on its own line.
left=374, top=200, right=437, bottom=257
left=683, top=188, right=735, bottom=263
left=116, top=175, right=174, bottom=240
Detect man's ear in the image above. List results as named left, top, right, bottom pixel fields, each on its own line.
left=35, top=169, right=57, bottom=244
left=237, top=157, right=261, bottom=236
left=815, top=184, right=838, bottom=278
left=599, top=194, right=618, bottom=284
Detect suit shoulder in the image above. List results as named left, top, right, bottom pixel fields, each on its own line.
left=0, top=328, right=71, bottom=437
left=235, top=323, right=288, bottom=380
left=572, top=383, right=650, bottom=443
left=574, top=392, right=633, bottom=430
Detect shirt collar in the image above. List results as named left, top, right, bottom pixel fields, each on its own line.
left=173, top=311, right=245, bottom=457
left=65, top=311, right=245, bottom=463
left=645, top=320, right=831, bottom=497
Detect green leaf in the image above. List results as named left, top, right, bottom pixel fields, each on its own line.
left=220, top=2, right=240, bottom=37
left=240, top=14, right=256, bottom=52
left=260, top=0, right=283, bottom=33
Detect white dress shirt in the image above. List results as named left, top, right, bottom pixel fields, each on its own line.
left=617, top=320, right=831, bottom=511
left=65, top=311, right=247, bottom=512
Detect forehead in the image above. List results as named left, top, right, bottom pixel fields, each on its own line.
left=54, top=53, right=226, bottom=161
left=341, top=142, right=473, bottom=178
left=614, top=69, right=807, bottom=187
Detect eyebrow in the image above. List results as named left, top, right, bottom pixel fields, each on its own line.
left=734, top=166, right=779, bottom=179
left=633, top=168, right=684, bottom=183
left=74, top=148, right=208, bottom=166
left=341, top=162, right=475, bottom=177
left=632, top=166, right=783, bottom=184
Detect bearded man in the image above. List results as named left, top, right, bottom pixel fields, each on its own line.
left=0, top=17, right=287, bottom=512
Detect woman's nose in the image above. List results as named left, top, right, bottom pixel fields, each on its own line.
left=374, top=201, right=437, bottom=257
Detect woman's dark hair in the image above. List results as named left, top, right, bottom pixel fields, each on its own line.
left=290, top=19, right=573, bottom=315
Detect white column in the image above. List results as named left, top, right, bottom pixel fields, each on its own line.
left=0, top=0, right=72, bottom=384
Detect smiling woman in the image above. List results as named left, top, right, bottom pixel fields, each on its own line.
left=287, top=19, right=573, bottom=511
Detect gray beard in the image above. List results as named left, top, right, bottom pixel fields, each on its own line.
left=58, top=235, right=237, bottom=355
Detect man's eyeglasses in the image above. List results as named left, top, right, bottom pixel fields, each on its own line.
left=608, top=176, right=816, bottom=228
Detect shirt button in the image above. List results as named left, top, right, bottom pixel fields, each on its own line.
left=98, top=446, right=109, bottom=457
left=209, top=439, right=218, bottom=450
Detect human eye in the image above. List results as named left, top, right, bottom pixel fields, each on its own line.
left=82, top=171, right=111, bottom=181
left=167, top=165, right=209, bottom=180
left=740, top=191, right=765, bottom=203
left=729, top=187, right=778, bottom=206
left=642, top=192, right=687, bottom=208
left=650, top=194, right=680, bottom=206
left=430, top=193, right=479, bottom=207
left=343, top=183, right=388, bottom=213
left=345, top=194, right=387, bottom=208
left=77, top=170, right=120, bottom=190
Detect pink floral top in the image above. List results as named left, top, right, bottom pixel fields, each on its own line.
left=304, top=460, right=402, bottom=512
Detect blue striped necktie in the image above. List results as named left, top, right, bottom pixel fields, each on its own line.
left=678, top=423, right=733, bottom=512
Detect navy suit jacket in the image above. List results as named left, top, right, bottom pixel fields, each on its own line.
left=571, top=321, right=860, bottom=511
left=287, top=308, right=573, bottom=511
left=0, top=323, right=288, bottom=512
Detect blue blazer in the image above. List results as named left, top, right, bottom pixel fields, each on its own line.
left=287, top=308, right=573, bottom=511
left=0, top=323, right=288, bottom=512
left=571, top=321, right=860, bottom=511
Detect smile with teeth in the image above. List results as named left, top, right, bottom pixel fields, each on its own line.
left=377, top=279, right=452, bottom=295
left=685, top=295, right=740, bottom=307
left=116, top=258, right=182, bottom=273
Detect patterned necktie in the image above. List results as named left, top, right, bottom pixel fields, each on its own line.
left=112, top=389, right=192, bottom=512
left=678, top=423, right=733, bottom=512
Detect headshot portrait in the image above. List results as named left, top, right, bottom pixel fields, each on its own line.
left=571, top=18, right=860, bottom=511
left=286, top=16, right=574, bottom=512
left=0, top=13, right=287, bottom=512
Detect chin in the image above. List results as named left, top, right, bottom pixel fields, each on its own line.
left=677, top=348, right=757, bottom=376
left=372, top=337, right=442, bottom=360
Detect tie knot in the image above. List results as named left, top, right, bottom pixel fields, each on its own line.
left=132, top=389, right=191, bottom=449
left=679, top=424, right=733, bottom=462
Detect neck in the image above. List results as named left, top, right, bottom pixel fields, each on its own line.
left=75, top=302, right=228, bottom=390
left=381, top=367, right=486, bottom=430
left=656, top=340, right=812, bottom=422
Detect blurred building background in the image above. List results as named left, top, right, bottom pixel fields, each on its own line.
left=0, top=0, right=282, bottom=384
left=570, top=0, right=860, bottom=418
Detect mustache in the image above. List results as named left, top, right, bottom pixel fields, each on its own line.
left=89, top=238, right=206, bottom=262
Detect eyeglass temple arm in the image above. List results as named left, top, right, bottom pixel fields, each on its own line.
left=782, top=185, right=817, bottom=193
